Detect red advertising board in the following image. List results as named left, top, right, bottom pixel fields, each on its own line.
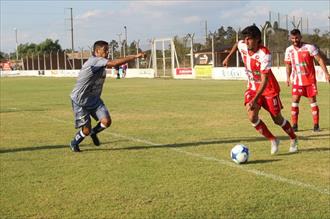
left=2, top=62, right=12, bottom=71
left=176, top=68, right=192, bottom=75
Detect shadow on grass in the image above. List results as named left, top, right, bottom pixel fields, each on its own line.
left=295, top=127, right=329, bottom=132
left=299, top=147, right=330, bottom=152
left=88, top=136, right=267, bottom=151
left=297, top=133, right=330, bottom=140
left=245, top=159, right=282, bottom=164
left=99, top=133, right=329, bottom=151
left=0, top=108, right=47, bottom=113
left=0, top=140, right=126, bottom=154
left=0, top=144, right=68, bottom=154
left=1, top=132, right=328, bottom=154
left=277, top=147, right=330, bottom=156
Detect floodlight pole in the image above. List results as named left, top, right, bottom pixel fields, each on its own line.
left=57, top=50, right=60, bottom=70
left=211, top=34, right=214, bottom=67
left=70, top=8, right=74, bottom=52
left=117, top=33, right=122, bottom=57
left=14, top=28, right=18, bottom=60
left=124, top=26, right=127, bottom=56
left=190, top=34, right=194, bottom=69
left=236, top=28, right=240, bottom=67
left=263, top=23, right=268, bottom=47
left=111, top=45, right=114, bottom=60
left=135, top=40, right=140, bottom=68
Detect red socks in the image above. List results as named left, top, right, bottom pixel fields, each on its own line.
left=292, top=102, right=319, bottom=126
left=311, top=102, right=319, bottom=125
left=252, top=119, right=296, bottom=141
left=252, top=119, right=275, bottom=140
left=291, top=102, right=299, bottom=125
left=280, top=120, right=296, bottom=140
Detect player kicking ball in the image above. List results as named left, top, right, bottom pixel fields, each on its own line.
left=223, top=25, right=298, bottom=154
left=69, top=40, right=145, bottom=152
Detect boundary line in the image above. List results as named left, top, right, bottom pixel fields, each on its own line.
left=47, top=116, right=330, bottom=195
left=108, top=132, right=330, bottom=195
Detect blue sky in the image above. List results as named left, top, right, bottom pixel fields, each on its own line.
left=1, top=0, right=329, bottom=53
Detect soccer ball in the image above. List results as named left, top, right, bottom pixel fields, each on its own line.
left=231, top=144, right=249, bottom=164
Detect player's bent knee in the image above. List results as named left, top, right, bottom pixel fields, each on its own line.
left=274, top=120, right=283, bottom=126
left=101, top=119, right=112, bottom=128
left=82, top=127, right=92, bottom=136
left=248, top=115, right=259, bottom=123
left=247, top=111, right=258, bottom=123
left=272, top=115, right=284, bottom=126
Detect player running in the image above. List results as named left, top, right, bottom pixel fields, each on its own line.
left=69, top=40, right=145, bottom=152
left=284, top=29, right=330, bottom=132
left=223, top=25, right=298, bottom=154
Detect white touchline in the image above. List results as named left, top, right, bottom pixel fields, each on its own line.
left=108, top=132, right=330, bottom=196
left=47, top=116, right=329, bottom=195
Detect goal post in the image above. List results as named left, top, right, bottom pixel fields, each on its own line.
left=151, top=38, right=179, bottom=78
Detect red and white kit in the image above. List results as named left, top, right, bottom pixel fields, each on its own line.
left=238, top=40, right=281, bottom=116
left=285, top=43, right=318, bottom=85
left=284, top=43, right=319, bottom=97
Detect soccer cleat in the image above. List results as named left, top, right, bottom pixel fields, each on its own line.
left=313, top=124, right=320, bottom=132
left=90, top=133, right=100, bottom=146
left=70, top=141, right=81, bottom=152
left=289, top=138, right=298, bottom=153
left=270, top=138, right=280, bottom=155
left=292, top=124, right=298, bottom=132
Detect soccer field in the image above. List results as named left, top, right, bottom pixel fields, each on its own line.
left=0, top=77, right=329, bottom=218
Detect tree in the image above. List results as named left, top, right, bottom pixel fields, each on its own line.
left=109, top=40, right=120, bottom=58
left=206, top=26, right=238, bottom=51
left=128, top=41, right=139, bottom=55
left=0, top=51, right=8, bottom=61
left=17, top=43, right=37, bottom=57
left=37, top=39, right=62, bottom=53
left=109, top=40, right=119, bottom=52
left=17, top=38, right=62, bottom=58
left=302, top=29, right=328, bottom=49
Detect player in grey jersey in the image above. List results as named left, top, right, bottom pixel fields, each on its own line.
left=69, top=40, right=145, bottom=152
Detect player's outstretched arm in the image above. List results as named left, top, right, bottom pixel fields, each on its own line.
left=106, top=53, right=146, bottom=68
left=222, top=42, right=238, bottom=67
left=314, top=54, right=330, bottom=83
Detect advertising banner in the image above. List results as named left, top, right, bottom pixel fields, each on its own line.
left=212, top=67, right=247, bottom=80
left=176, top=68, right=192, bottom=75
left=195, top=65, right=213, bottom=78
left=173, top=68, right=194, bottom=79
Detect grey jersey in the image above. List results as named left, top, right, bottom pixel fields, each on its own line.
left=70, top=56, right=108, bottom=107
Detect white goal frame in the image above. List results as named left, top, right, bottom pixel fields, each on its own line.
left=150, top=38, right=179, bottom=78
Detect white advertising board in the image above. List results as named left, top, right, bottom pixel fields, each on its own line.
left=212, top=66, right=329, bottom=82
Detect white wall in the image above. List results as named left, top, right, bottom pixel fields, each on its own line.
left=1, top=66, right=328, bottom=82
left=0, top=69, right=155, bottom=78
left=212, top=66, right=329, bottom=82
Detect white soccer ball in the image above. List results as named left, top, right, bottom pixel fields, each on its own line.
left=231, top=144, right=249, bottom=164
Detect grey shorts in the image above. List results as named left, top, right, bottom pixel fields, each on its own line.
left=71, top=100, right=110, bottom=128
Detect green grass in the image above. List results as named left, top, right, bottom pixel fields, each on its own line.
left=0, top=77, right=329, bottom=219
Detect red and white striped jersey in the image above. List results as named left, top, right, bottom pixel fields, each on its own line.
left=284, top=43, right=318, bottom=86
left=237, top=40, right=280, bottom=96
